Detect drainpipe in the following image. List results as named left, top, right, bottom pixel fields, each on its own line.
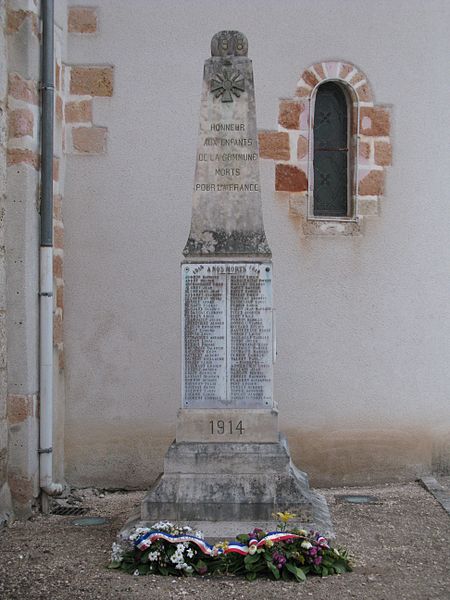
left=39, top=0, right=63, bottom=506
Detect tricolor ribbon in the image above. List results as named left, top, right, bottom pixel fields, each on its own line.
left=134, top=530, right=322, bottom=557
left=136, top=532, right=215, bottom=555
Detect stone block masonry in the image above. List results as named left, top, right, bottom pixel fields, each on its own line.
left=64, top=65, right=113, bottom=155
left=0, top=0, right=9, bottom=523
left=65, top=99, right=92, bottom=123
left=8, top=108, right=34, bottom=138
left=53, top=9, right=114, bottom=378
left=68, top=7, right=97, bottom=34
left=0, top=1, right=114, bottom=520
left=4, top=0, right=41, bottom=518
left=69, top=66, right=113, bottom=97
left=258, top=60, right=392, bottom=236
left=259, top=131, right=290, bottom=160
left=72, top=126, right=107, bottom=154
left=64, top=8, right=113, bottom=156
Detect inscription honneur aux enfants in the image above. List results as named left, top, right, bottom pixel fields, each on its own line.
left=125, top=31, right=332, bottom=534
left=196, top=122, right=259, bottom=194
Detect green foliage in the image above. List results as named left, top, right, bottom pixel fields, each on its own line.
left=108, top=522, right=352, bottom=583
left=286, top=562, right=306, bottom=582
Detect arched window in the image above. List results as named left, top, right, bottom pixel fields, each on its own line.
left=313, top=82, right=351, bottom=217
left=260, top=61, right=391, bottom=235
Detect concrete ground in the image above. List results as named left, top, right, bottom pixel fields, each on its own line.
left=0, top=479, right=449, bottom=600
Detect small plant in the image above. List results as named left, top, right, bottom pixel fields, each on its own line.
left=108, top=518, right=352, bottom=581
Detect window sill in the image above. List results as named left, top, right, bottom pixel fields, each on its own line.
left=302, top=218, right=361, bottom=236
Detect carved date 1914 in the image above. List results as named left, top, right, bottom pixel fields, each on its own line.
left=209, top=419, right=245, bottom=435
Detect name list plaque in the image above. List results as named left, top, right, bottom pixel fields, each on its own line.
left=182, top=262, right=273, bottom=409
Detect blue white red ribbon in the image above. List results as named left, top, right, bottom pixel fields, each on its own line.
left=136, top=532, right=215, bottom=555
left=134, top=530, right=320, bottom=557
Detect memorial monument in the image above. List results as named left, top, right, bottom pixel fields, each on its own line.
left=139, top=31, right=332, bottom=535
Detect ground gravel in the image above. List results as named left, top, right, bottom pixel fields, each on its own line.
left=0, top=481, right=449, bottom=599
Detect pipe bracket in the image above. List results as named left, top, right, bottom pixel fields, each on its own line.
left=38, top=447, right=53, bottom=454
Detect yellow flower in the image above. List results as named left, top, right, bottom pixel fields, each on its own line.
left=273, top=511, right=297, bottom=524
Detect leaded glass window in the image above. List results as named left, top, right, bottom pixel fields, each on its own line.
left=313, top=82, right=349, bottom=217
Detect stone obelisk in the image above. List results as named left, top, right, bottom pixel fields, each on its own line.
left=141, top=32, right=332, bottom=535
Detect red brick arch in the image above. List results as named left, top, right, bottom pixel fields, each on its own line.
left=296, top=61, right=373, bottom=103
left=259, top=61, right=392, bottom=235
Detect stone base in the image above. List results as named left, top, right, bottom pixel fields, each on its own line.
left=139, top=434, right=333, bottom=537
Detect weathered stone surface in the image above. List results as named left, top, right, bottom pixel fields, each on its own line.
left=8, top=473, right=33, bottom=507
left=339, top=63, right=354, bottom=79
left=55, top=94, right=63, bottom=121
left=183, top=32, right=270, bottom=257
left=420, top=476, right=450, bottom=518
left=7, top=148, right=39, bottom=170
left=374, top=141, right=392, bottom=166
left=258, top=131, right=289, bottom=160
left=54, top=222, right=64, bottom=249
left=295, top=86, right=311, bottom=98
left=68, top=7, right=97, bottom=33
left=359, top=169, right=385, bottom=196
left=53, top=311, right=63, bottom=345
left=7, top=394, right=36, bottom=424
left=350, top=72, right=365, bottom=86
left=359, top=141, right=371, bottom=160
left=358, top=198, right=379, bottom=216
left=278, top=100, right=302, bottom=129
left=8, top=72, right=38, bottom=104
left=65, top=99, right=92, bottom=123
left=6, top=9, right=38, bottom=35
left=53, top=157, right=59, bottom=182
left=360, top=107, right=390, bottom=136
left=275, top=164, right=307, bottom=192
left=141, top=435, right=333, bottom=535
left=53, top=253, right=63, bottom=280
left=356, top=83, right=373, bottom=102
left=176, top=409, right=278, bottom=443
left=211, top=31, right=248, bottom=57
left=55, top=62, right=61, bottom=90
left=313, top=63, right=326, bottom=80
left=297, top=135, right=308, bottom=159
left=53, top=194, right=62, bottom=221
left=302, top=69, right=319, bottom=88
left=72, top=126, right=107, bottom=154
left=56, top=284, right=64, bottom=311
left=70, top=66, right=114, bottom=97
left=8, top=108, right=33, bottom=138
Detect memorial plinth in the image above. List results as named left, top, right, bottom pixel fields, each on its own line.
left=139, top=31, right=332, bottom=536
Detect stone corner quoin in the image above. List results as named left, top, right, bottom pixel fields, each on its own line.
left=69, top=65, right=114, bottom=97
left=72, top=126, right=107, bottom=155
left=64, top=7, right=112, bottom=156
left=68, top=7, right=98, bottom=34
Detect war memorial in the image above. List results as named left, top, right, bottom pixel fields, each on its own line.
left=122, top=31, right=332, bottom=538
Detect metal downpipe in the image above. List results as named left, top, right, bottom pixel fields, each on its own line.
left=39, top=0, right=63, bottom=504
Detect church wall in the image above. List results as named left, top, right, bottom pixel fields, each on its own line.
left=0, top=0, right=12, bottom=522
left=63, top=0, right=450, bottom=488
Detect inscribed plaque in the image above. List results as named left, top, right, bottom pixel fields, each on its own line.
left=182, top=262, right=273, bottom=409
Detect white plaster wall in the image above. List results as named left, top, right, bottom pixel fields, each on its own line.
left=64, top=0, right=450, bottom=487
